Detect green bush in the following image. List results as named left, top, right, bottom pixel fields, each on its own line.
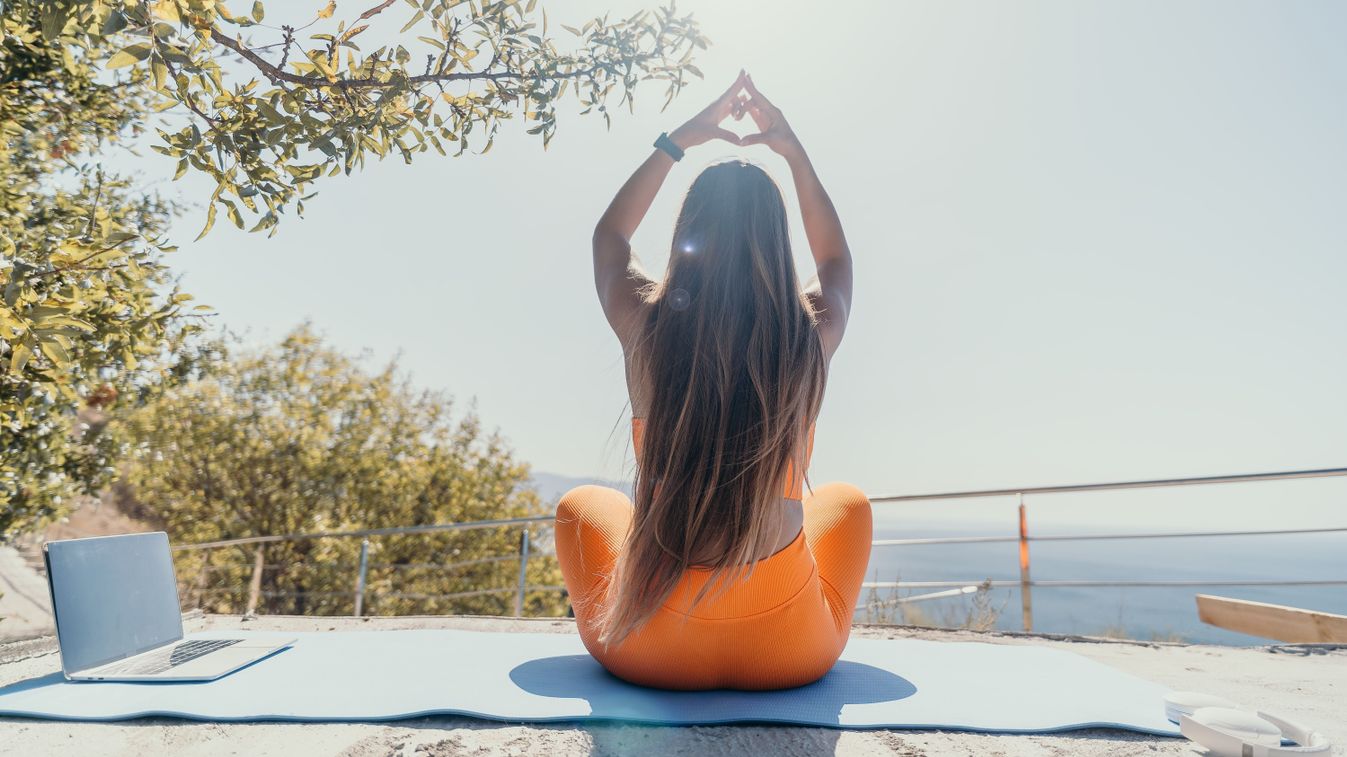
left=124, top=326, right=565, bottom=617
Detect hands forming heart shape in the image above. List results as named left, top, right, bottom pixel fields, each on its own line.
left=669, top=69, right=803, bottom=161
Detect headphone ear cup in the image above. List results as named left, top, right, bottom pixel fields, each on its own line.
left=1181, top=707, right=1283, bottom=755
left=1164, top=691, right=1240, bottom=723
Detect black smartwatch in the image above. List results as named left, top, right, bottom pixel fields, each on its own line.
left=654, top=132, right=684, bottom=162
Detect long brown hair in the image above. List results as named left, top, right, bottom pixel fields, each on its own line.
left=599, top=160, right=827, bottom=647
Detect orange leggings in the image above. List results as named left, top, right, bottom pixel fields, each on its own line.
left=554, top=482, right=873, bottom=690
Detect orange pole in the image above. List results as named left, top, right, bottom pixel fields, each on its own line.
left=1018, top=496, right=1033, bottom=632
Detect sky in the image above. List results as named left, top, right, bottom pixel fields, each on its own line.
left=128, top=1, right=1347, bottom=530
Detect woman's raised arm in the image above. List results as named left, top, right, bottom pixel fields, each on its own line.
left=740, top=75, right=854, bottom=360
left=592, top=72, right=748, bottom=343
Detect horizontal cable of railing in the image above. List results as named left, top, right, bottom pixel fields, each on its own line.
left=870, top=466, right=1347, bottom=503
left=377, top=585, right=566, bottom=602
left=176, top=524, right=1347, bottom=554
left=872, top=525, right=1347, bottom=547
left=863, top=579, right=1347, bottom=589
left=177, top=525, right=1347, bottom=554
left=379, top=557, right=517, bottom=571
left=203, top=558, right=520, bottom=573
left=172, top=515, right=554, bottom=551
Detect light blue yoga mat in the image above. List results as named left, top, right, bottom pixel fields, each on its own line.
left=0, top=629, right=1180, bottom=734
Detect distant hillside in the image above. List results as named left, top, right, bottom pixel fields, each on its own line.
left=529, top=472, right=633, bottom=505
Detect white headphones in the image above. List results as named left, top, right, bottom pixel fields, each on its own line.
left=1164, top=692, right=1331, bottom=757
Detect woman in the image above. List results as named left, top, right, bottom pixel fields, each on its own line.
left=555, top=70, right=872, bottom=691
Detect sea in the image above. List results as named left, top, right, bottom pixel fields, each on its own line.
left=862, top=509, right=1347, bottom=645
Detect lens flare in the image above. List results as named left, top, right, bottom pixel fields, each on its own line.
left=669, top=288, right=691, bottom=311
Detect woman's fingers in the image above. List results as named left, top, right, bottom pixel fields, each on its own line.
left=732, top=93, right=751, bottom=120
left=742, top=73, right=777, bottom=112
left=709, top=127, right=742, bottom=145
left=719, top=69, right=749, bottom=104
left=742, top=95, right=772, bottom=131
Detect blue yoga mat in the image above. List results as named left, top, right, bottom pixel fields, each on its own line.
left=0, top=629, right=1180, bottom=734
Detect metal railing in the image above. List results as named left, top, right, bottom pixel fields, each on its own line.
left=171, top=466, right=1347, bottom=631
left=174, top=515, right=555, bottom=618
left=868, top=466, right=1347, bottom=502
left=864, top=466, right=1347, bottom=631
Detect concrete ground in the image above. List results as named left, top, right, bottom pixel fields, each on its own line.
left=0, top=614, right=1342, bottom=756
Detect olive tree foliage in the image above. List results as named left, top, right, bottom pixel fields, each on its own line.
left=124, top=326, right=564, bottom=617
left=0, top=0, right=704, bottom=537
left=0, top=6, right=201, bottom=537
left=49, top=0, right=707, bottom=237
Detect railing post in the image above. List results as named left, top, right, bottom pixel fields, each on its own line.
left=354, top=538, right=369, bottom=617
left=1018, top=494, right=1033, bottom=632
left=245, top=545, right=264, bottom=616
left=192, top=549, right=210, bottom=610
left=515, top=528, right=531, bottom=617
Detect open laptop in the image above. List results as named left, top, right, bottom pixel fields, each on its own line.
left=44, top=531, right=294, bottom=681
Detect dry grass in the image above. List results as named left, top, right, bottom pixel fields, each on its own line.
left=1097, top=624, right=1187, bottom=644
left=857, top=576, right=1188, bottom=643
left=857, top=576, right=1005, bottom=631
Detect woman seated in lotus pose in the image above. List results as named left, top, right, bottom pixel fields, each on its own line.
left=555, top=70, right=871, bottom=691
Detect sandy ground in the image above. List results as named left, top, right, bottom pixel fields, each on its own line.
left=0, top=613, right=1342, bottom=757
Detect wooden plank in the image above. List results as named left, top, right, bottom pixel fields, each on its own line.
left=1196, top=594, right=1347, bottom=643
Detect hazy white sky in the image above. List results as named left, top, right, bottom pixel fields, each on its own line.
left=142, top=1, right=1346, bottom=528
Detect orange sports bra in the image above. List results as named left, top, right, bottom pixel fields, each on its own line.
left=631, top=417, right=816, bottom=500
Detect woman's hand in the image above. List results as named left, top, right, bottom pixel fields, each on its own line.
left=668, top=70, right=750, bottom=150
left=738, top=74, right=804, bottom=162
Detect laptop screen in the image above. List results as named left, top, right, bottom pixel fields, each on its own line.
left=46, top=531, right=184, bottom=673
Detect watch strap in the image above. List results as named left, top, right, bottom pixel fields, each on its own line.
left=653, top=132, right=684, bottom=162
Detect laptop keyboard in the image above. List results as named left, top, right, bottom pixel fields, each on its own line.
left=92, top=638, right=242, bottom=676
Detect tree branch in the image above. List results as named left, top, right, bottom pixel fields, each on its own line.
left=30, top=238, right=138, bottom=280
left=208, top=27, right=600, bottom=89
left=354, top=0, right=399, bottom=24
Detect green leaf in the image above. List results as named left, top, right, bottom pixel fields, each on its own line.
left=39, top=5, right=66, bottom=40
left=151, top=59, right=169, bottom=89
left=221, top=200, right=244, bottom=229
left=107, top=43, right=152, bottom=69
left=8, top=341, right=33, bottom=374
left=41, top=316, right=96, bottom=333
left=160, top=45, right=192, bottom=65
left=255, top=99, right=285, bottom=123
left=102, top=9, right=130, bottom=35
left=401, top=10, right=426, bottom=33
left=38, top=337, right=72, bottom=369
left=154, top=0, right=182, bottom=23
left=252, top=1, right=265, bottom=23
left=196, top=203, right=217, bottom=241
